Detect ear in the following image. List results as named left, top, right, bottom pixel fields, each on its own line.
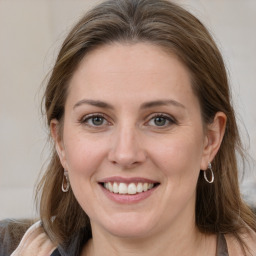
left=50, top=119, right=68, bottom=170
left=200, top=112, right=227, bottom=170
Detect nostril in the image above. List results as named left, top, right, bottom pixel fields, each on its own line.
left=108, top=153, right=143, bottom=168
left=107, top=135, right=147, bottom=167
left=110, top=160, right=141, bottom=169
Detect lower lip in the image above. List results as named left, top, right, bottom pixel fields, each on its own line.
left=100, top=185, right=158, bottom=204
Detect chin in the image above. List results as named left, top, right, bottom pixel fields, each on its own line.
left=98, top=212, right=157, bottom=239
left=107, top=224, right=153, bottom=239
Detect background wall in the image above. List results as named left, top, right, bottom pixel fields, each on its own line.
left=0, top=0, right=255, bottom=219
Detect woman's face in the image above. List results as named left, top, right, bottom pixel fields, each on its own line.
left=53, top=43, right=212, bottom=239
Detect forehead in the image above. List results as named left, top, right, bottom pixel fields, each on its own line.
left=75, top=42, right=190, bottom=79
left=67, top=42, right=198, bottom=109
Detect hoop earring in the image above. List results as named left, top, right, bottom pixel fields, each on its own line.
left=62, top=170, right=70, bottom=192
left=204, top=162, right=214, bottom=183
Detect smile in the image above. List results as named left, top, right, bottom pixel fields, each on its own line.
left=103, top=182, right=156, bottom=195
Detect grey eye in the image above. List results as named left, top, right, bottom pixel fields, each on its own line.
left=147, top=114, right=176, bottom=128
left=81, top=114, right=108, bottom=127
left=90, top=116, right=105, bottom=126
left=154, top=116, right=168, bottom=126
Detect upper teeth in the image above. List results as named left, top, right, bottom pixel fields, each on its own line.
left=104, top=182, right=154, bottom=194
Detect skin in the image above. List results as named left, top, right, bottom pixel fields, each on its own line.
left=51, top=42, right=226, bottom=256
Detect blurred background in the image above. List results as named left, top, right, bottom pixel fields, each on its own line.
left=0, top=0, right=256, bottom=219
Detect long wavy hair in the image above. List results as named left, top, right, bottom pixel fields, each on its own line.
left=37, top=0, right=256, bottom=253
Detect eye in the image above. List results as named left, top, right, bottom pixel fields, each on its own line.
left=153, top=116, right=168, bottom=126
left=147, top=114, right=176, bottom=127
left=80, top=114, right=109, bottom=127
left=89, top=116, right=106, bottom=126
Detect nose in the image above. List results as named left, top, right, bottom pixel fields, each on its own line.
left=108, top=125, right=147, bottom=168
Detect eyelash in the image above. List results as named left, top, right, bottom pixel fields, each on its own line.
left=146, top=113, right=177, bottom=128
left=79, top=113, right=111, bottom=127
left=79, top=113, right=177, bottom=129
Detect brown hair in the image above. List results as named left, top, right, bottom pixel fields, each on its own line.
left=37, top=0, right=256, bottom=252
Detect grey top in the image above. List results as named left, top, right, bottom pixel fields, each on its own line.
left=0, top=219, right=228, bottom=256
left=216, top=233, right=229, bottom=256
left=52, top=232, right=229, bottom=256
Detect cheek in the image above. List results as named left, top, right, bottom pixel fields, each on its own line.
left=63, top=132, right=108, bottom=176
left=149, top=132, right=204, bottom=179
left=63, top=134, right=107, bottom=212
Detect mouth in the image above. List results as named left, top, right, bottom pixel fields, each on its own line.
left=99, top=181, right=160, bottom=195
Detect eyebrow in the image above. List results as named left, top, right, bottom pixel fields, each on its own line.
left=73, top=99, right=185, bottom=110
left=140, top=99, right=185, bottom=109
left=73, top=99, right=114, bottom=109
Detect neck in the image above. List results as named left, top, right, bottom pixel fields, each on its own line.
left=82, top=221, right=216, bottom=256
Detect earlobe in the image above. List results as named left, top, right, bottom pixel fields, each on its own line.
left=50, top=119, right=67, bottom=168
left=200, top=112, right=227, bottom=170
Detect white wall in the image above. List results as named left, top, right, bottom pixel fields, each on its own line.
left=0, top=0, right=255, bottom=219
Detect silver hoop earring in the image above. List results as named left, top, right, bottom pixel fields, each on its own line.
left=204, top=162, right=214, bottom=183
left=62, top=170, right=70, bottom=192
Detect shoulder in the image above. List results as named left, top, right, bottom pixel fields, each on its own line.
left=0, top=219, right=33, bottom=256
left=225, top=230, right=256, bottom=256
left=0, top=219, right=56, bottom=256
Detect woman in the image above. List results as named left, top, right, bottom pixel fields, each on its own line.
left=1, top=0, right=256, bottom=255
